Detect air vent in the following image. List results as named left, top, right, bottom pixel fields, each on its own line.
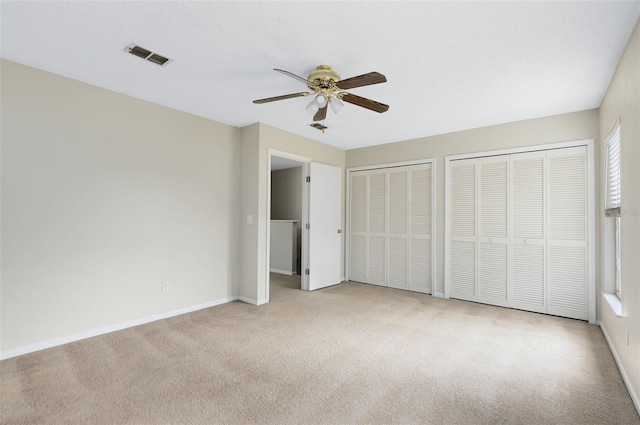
left=310, top=123, right=328, bottom=131
left=125, top=43, right=172, bottom=67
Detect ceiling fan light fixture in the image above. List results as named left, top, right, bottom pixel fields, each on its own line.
left=305, top=99, right=319, bottom=115
left=330, top=97, right=344, bottom=114
left=314, top=94, right=327, bottom=107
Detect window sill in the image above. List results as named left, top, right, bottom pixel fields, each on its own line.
left=603, top=293, right=622, bottom=317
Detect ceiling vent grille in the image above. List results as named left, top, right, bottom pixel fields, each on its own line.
left=125, top=43, right=171, bottom=67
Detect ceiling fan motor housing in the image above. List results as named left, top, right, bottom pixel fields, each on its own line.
left=307, top=65, right=341, bottom=90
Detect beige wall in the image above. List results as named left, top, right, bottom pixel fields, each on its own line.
left=346, top=109, right=600, bottom=296
left=1, top=60, right=241, bottom=352
left=239, top=124, right=261, bottom=302
left=271, top=167, right=303, bottom=271
left=599, top=18, right=640, bottom=408
left=271, top=167, right=302, bottom=222
left=239, top=123, right=345, bottom=303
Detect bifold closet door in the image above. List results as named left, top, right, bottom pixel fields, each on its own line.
left=349, top=164, right=433, bottom=294
left=449, top=156, right=510, bottom=304
left=546, top=147, right=588, bottom=320
left=449, top=159, right=477, bottom=301
left=348, top=169, right=387, bottom=287
left=408, top=165, right=433, bottom=294
left=387, top=165, right=433, bottom=293
left=510, top=151, right=546, bottom=314
left=349, top=173, right=367, bottom=283
left=477, top=156, right=509, bottom=307
left=448, top=146, right=589, bottom=320
left=367, top=171, right=387, bottom=286
left=387, top=168, right=409, bottom=290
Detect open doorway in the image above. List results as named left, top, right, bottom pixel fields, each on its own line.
left=266, top=149, right=342, bottom=302
left=268, top=153, right=308, bottom=301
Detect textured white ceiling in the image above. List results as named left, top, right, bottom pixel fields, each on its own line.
left=2, top=1, right=639, bottom=150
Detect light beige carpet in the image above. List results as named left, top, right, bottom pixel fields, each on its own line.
left=2, top=275, right=638, bottom=425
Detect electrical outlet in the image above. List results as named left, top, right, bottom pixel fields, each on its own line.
left=625, top=327, right=629, bottom=346
left=162, top=281, right=170, bottom=292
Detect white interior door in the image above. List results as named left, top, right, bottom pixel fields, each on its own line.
left=308, top=162, right=342, bottom=291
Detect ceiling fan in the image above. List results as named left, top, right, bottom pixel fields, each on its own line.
left=253, top=65, right=389, bottom=123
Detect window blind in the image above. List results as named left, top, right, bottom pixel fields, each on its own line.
left=605, top=123, right=621, bottom=217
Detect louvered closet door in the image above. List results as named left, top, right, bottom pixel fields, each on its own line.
left=387, top=168, right=409, bottom=290
left=349, top=173, right=367, bottom=283
left=477, top=156, right=509, bottom=307
left=510, top=151, right=546, bottom=314
left=367, top=171, right=387, bottom=286
left=408, top=164, right=432, bottom=294
left=546, top=147, right=588, bottom=320
left=449, top=160, right=477, bottom=301
left=349, top=164, right=433, bottom=294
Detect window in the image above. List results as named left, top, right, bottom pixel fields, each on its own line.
left=605, top=121, right=621, bottom=297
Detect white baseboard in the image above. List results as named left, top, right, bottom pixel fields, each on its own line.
left=239, top=296, right=269, bottom=306
left=599, top=320, right=640, bottom=415
left=239, top=296, right=256, bottom=305
left=0, top=296, right=239, bottom=361
left=269, top=268, right=294, bottom=275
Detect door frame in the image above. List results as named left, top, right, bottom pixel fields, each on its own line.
left=444, top=138, right=596, bottom=323
left=345, top=158, right=436, bottom=293
left=267, top=149, right=311, bottom=300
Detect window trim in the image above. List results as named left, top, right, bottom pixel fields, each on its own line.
left=604, top=119, right=622, bottom=301
left=614, top=216, right=622, bottom=298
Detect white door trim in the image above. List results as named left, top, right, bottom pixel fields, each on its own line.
left=445, top=139, right=594, bottom=162
left=267, top=149, right=311, bottom=299
left=444, top=139, right=596, bottom=323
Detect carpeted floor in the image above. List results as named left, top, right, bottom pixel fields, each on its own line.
left=1, top=274, right=638, bottom=424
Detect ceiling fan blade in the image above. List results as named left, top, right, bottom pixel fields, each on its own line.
left=274, top=69, right=318, bottom=87
left=313, top=105, right=328, bottom=121
left=335, top=72, right=387, bottom=90
left=341, top=93, right=389, bottom=113
left=253, top=92, right=309, bottom=104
